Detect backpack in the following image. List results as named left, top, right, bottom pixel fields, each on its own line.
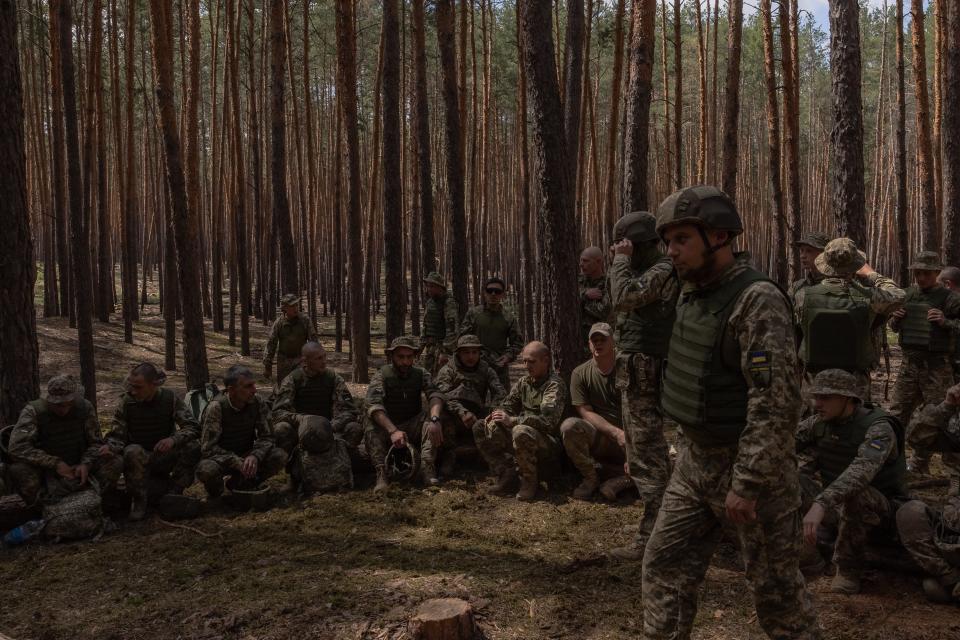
left=185, top=383, right=220, bottom=423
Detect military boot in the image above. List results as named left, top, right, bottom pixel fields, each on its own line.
left=489, top=466, right=518, bottom=495
left=439, top=450, right=456, bottom=479
left=421, top=459, right=439, bottom=487
left=374, top=466, right=389, bottom=493
left=598, top=475, right=634, bottom=502
left=830, top=571, right=861, bottom=594
left=607, top=543, right=645, bottom=562
left=516, top=473, right=539, bottom=502
left=129, top=492, right=148, bottom=521
left=572, top=477, right=599, bottom=501
left=922, top=578, right=953, bottom=604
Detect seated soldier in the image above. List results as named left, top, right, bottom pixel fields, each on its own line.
left=195, top=365, right=287, bottom=498
left=272, top=342, right=361, bottom=458
left=365, top=336, right=445, bottom=490
left=561, top=323, right=628, bottom=501
left=103, top=363, right=201, bottom=520
left=434, top=334, right=507, bottom=476
left=797, top=369, right=908, bottom=595
left=8, top=375, right=122, bottom=506
left=474, top=341, right=567, bottom=502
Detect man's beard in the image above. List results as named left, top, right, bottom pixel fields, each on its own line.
left=677, top=248, right=718, bottom=284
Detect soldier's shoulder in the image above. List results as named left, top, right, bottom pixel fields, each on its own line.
left=546, top=372, right=567, bottom=388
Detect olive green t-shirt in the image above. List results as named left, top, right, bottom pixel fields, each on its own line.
left=570, top=358, right=622, bottom=427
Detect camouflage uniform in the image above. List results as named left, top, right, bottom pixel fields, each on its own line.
left=896, top=496, right=960, bottom=600
left=578, top=272, right=611, bottom=345
left=473, top=372, right=566, bottom=484
left=434, top=337, right=507, bottom=431
left=420, top=272, right=460, bottom=376
left=271, top=366, right=361, bottom=456
left=459, top=303, right=523, bottom=389
left=287, top=415, right=353, bottom=495
left=105, top=388, right=201, bottom=499
left=263, top=300, right=319, bottom=388
left=787, top=231, right=829, bottom=315
left=196, top=394, right=287, bottom=497
left=8, top=378, right=122, bottom=506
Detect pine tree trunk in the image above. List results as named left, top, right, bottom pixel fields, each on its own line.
left=122, top=0, right=139, bottom=339
left=942, top=0, right=960, bottom=264
left=623, top=0, right=656, bottom=212
left=760, top=0, right=787, bottom=284
left=412, top=0, right=435, bottom=275
left=382, top=0, right=405, bottom=342
left=516, top=5, right=535, bottom=342
left=895, top=0, right=909, bottom=283
left=49, top=0, right=71, bottom=321
left=601, top=0, right=626, bottom=226
left=270, top=0, right=298, bottom=295
left=779, top=0, right=801, bottom=279
left=910, top=0, right=938, bottom=251
left=563, top=0, right=584, bottom=210
left=672, top=0, right=682, bottom=186
left=720, top=0, right=742, bottom=199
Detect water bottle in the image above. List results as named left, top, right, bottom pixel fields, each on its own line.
left=3, top=519, right=45, bottom=546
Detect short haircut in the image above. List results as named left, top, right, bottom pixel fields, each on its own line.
left=131, top=362, right=165, bottom=384
left=302, top=341, right=325, bottom=356
left=940, top=266, right=960, bottom=286
left=224, top=364, right=254, bottom=387
left=484, top=276, right=506, bottom=289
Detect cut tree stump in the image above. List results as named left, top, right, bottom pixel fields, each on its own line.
left=407, top=598, right=479, bottom=640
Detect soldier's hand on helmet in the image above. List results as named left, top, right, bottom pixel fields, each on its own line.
left=154, top=437, right=175, bottom=454
left=389, top=429, right=407, bottom=448
left=462, top=412, right=477, bottom=427
left=55, top=461, right=74, bottom=480
left=241, top=455, right=258, bottom=479
left=891, top=308, right=907, bottom=319
left=945, top=384, right=960, bottom=407
left=585, top=287, right=603, bottom=301
left=927, top=308, right=946, bottom=325
left=724, top=490, right=757, bottom=525
left=613, top=239, right=634, bottom=256
left=425, top=422, right=444, bottom=447
left=802, top=502, right=826, bottom=546
left=75, top=463, right=90, bottom=485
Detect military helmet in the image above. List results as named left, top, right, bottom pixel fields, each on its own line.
left=815, top=238, right=866, bottom=278
left=808, top=368, right=862, bottom=402
left=908, top=251, right=944, bottom=272
left=384, top=443, right=420, bottom=482
left=794, top=231, right=830, bottom=251
left=613, top=211, right=659, bottom=244
left=299, top=415, right=334, bottom=454
left=655, top=186, right=743, bottom=238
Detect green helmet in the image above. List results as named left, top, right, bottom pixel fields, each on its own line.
left=655, top=186, right=743, bottom=238
left=613, top=211, right=659, bottom=244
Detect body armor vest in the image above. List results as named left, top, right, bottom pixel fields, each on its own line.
left=901, top=286, right=953, bottom=353
left=618, top=257, right=676, bottom=356
left=813, top=404, right=907, bottom=498
left=293, top=370, right=336, bottom=418
left=422, top=296, right=448, bottom=338
left=31, top=399, right=89, bottom=465
left=800, top=282, right=875, bottom=372
left=215, top=396, right=259, bottom=456
left=123, top=388, right=177, bottom=450
left=278, top=319, right=309, bottom=358
left=381, top=365, right=425, bottom=423
left=660, top=268, right=770, bottom=447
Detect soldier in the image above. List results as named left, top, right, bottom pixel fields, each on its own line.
left=606, top=210, right=678, bottom=560
left=642, top=186, right=819, bottom=640
left=195, top=365, right=288, bottom=498
left=473, top=341, right=566, bottom=502
left=8, top=375, right=122, bottom=506
left=420, top=271, right=459, bottom=376
left=939, top=266, right=960, bottom=378
left=103, top=363, right=201, bottom=520
left=788, top=231, right=829, bottom=323
left=272, top=342, right=361, bottom=459
left=889, top=252, right=960, bottom=474
left=263, top=293, right=319, bottom=386
left=796, top=369, right=907, bottom=594
left=561, top=322, right=629, bottom=501
left=578, top=247, right=611, bottom=345
left=459, top=277, right=523, bottom=389
left=365, top=336, right=445, bottom=490
left=794, top=237, right=905, bottom=399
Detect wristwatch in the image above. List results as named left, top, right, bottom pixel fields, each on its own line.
left=430, top=416, right=440, bottom=423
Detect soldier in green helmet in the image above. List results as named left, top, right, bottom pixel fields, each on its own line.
left=788, top=231, right=829, bottom=323
left=796, top=368, right=908, bottom=594
left=605, top=210, right=678, bottom=558
left=578, top=247, right=611, bottom=346
left=458, top=277, right=524, bottom=388
left=889, top=252, right=960, bottom=475
left=641, top=186, right=820, bottom=640
left=420, top=272, right=460, bottom=376
left=263, top=294, right=318, bottom=387
left=364, top=336, right=445, bottom=490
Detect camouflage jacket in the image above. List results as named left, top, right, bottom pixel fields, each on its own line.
left=794, top=272, right=905, bottom=325
left=889, top=286, right=960, bottom=335
left=913, top=401, right=960, bottom=452
left=422, top=294, right=460, bottom=354
left=9, top=399, right=103, bottom=469
left=608, top=253, right=679, bottom=314
left=787, top=272, right=824, bottom=310
left=796, top=409, right=900, bottom=511
left=364, top=365, right=444, bottom=420
left=200, top=394, right=275, bottom=468
left=497, top=372, right=567, bottom=437
left=578, top=273, right=611, bottom=329
left=272, top=366, right=358, bottom=429
left=263, top=313, right=318, bottom=365
left=105, top=390, right=200, bottom=452
left=434, top=356, right=506, bottom=419
left=458, top=304, right=524, bottom=362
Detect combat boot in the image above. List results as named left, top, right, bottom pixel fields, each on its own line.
left=598, top=475, right=634, bottom=502
left=607, top=543, right=645, bottom=562
left=516, top=474, right=539, bottom=502
left=572, top=477, right=599, bottom=500
left=489, top=466, right=518, bottom=495
left=830, top=571, right=861, bottom=594
left=922, top=578, right=953, bottom=604
left=374, top=467, right=389, bottom=493
left=421, top=459, right=439, bottom=487
left=439, top=450, right=456, bottom=479
left=129, top=493, right=148, bottom=521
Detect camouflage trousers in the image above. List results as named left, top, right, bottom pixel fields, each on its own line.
left=364, top=413, right=449, bottom=472
left=891, top=354, right=958, bottom=471
left=419, top=340, right=449, bottom=377
left=194, top=447, right=288, bottom=497
left=274, top=415, right=363, bottom=456
left=473, top=419, right=561, bottom=480
left=275, top=354, right=301, bottom=390
left=121, top=440, right=201, bottom=498
left=8, top=454, right=123, bottom=507
left=289, top=438, right=353, bottom=495
left=618, top=352, right=671, bottom=549
left=559, top=417, right=626, bottom=482
left=642, top=441, right=819, bottom=640
left=896, top=497, right=960, bottom=589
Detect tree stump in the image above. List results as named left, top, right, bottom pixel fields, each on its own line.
left=407, top=598, right=478, bottom=640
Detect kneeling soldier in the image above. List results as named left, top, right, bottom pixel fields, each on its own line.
left=104, top=363, right=201, bottom=520
left=797, top=368, right=908, bottom=594
left=196, top=365, right=287, bottom=498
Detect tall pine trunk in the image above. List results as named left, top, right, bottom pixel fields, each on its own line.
left=760, top=0, right=786, bottom=284
left=943, top=0, right=960, bottom=264
left=411, top=0, right=435, bottom=275
left=720, top=0, right=743, bottom=199
left=382, top=0, right=404, bottom=341
left=563, top=0, right=584, bottom=211
left=910, top=0, right=938, bottom=251
left=624, top=0, right=656, bottom=211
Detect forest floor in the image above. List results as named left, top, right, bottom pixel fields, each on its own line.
left=2, top=300, right=960, bottom=640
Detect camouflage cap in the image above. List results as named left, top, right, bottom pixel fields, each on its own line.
left=44, top=374, right=79, bottom=404
left=385, top=335, right=421, bottom=354
left=908, top=251, right=944, bottom=271
left=422, top=272, right=447, bottom=288
left=588, top=322, right=613, bottom=338
left=793, top=231, right=830, bottom=250
left=814, top=237, right=866, bottom=278
left=280, top=293, right=301, bottom=307
left=456, top=334, right=483, bottom=350
left=808, top=368, right=861, bottom=401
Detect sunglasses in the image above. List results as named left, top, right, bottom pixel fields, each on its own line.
left=485, top=288, right=504, bottom=295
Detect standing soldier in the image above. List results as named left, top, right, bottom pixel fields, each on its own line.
left=459, top=277, right=524, bottom=389
left=889, top=251, right=960, bottom=474
left=794, top=237, right=905, bottom=399
left=643, top=186, right=820, bottom=640
left=578, top=247, right=611, bottom=345
left=473, top=341, right=566, bottom=502
left=263, top=294, right=318, bottom=387
left=788, top=231, right=829, bottom=328
left=365, top=337, right=445, bottom=490
left=420, top=272, right=459, bottom=376
left=104, top=363, right=201, bottom=520
left=606, top=211, right=678, bottom=560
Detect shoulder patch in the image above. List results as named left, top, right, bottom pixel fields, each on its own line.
left=747, top=351, right=772, bottom=389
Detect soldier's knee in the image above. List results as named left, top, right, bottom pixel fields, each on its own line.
left=471, top=420, right=488, bottom=442
left=195, top=459, right=221, bottom=482
left=559, top=417, right=583, bottom=438
left=511, top=424, right=538, bottom=445
left=123, top=444, right=148, bottom=464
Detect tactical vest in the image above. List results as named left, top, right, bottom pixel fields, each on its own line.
left=800, top=282, right=875, bottom=372
left=31, top=399, right=89, bottom=466
left=278, top=319, right=309, bottom=358
left=123, top=388, right=177, bottom=450
left=215, top=396, right=259, bottom=456
left=473, top=307, right=510, bottom=356
left=293, top=370, right=336, bottom=419
left=618, top=258, right=676, bottom=356
left=813, top=404, right=907, bottom=498
left=422, top=296, right=448, bottom=338
left=660, top=268, right=771, bottom=447
left=901, top=286, right=953, bottom=353
left=381, top=365, right=425, bottom=423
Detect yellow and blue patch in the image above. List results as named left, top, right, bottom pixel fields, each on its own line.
left=747, top=351, right=772, bottom=389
